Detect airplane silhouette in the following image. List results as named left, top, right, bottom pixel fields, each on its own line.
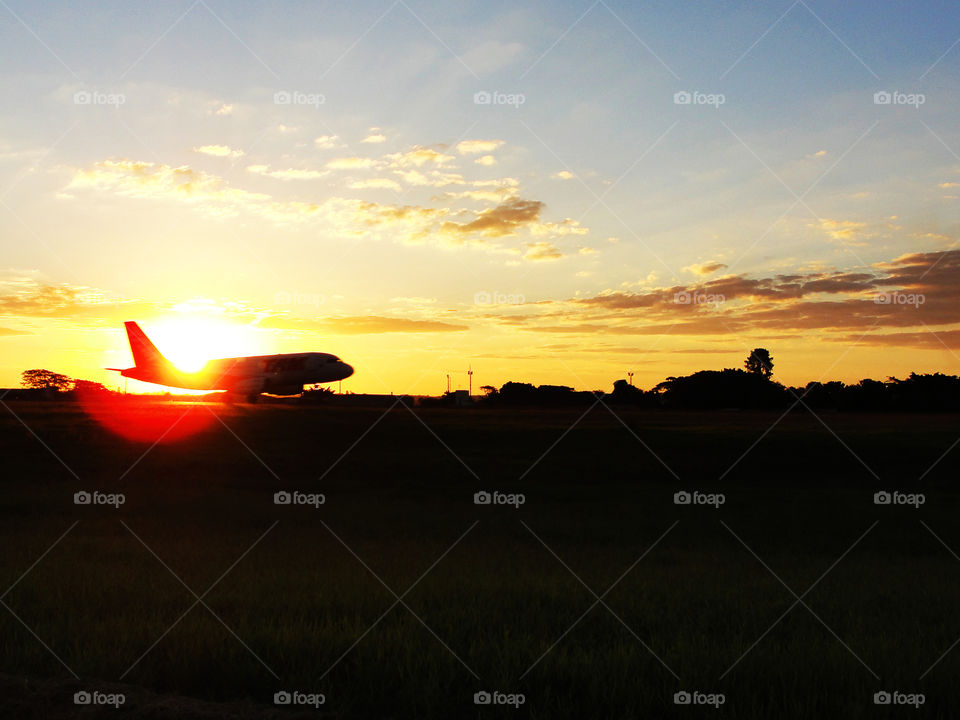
left=108, top=321, right=353, bottom=401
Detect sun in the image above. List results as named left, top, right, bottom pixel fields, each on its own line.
left=143, top=317, right=262, bottom=373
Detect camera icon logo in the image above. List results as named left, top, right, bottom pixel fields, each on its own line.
left=74, top=491, right=91, bottom=505
left=673, top=90, right=692, bottom=105
left=474, top=691, right=492, bottom=705
left=473, top=91, right=492, bottom=105
left=873, top=91, right=891, bottom=105
left=673, top=491, right=691, bottom=505
left=274, top=691, right=292, bottom=705
left=873, top=491, right=891, bottom=505
left=274, top=491, right=292, bottom=505
left=873, top=690, right=891, bottom=705
left=474, top=491, right=492, bottom=505
left=474, top=291, right=491, bottom=305
left=73, top=91, right=92, bottom=105
left=674, top=690, right=692, bottom=704
left=673, top=291, right=691, bottom=304
left=73, top=691, right=91, bottom=705
left=273, top=91, right=291, bottom=105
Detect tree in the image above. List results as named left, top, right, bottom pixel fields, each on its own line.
left=20, top=369, right=71, bottom=392
left=744, top=348, right=773, bottom=379
left=72, top=379, right=108, bottom=394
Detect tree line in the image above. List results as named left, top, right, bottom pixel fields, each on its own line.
left=475, top=348, right=960, bottom=412
left=15, top=348, right=960, bottom=412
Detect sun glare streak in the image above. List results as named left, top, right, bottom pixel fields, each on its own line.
left=143, top=317, right=264, bottom=372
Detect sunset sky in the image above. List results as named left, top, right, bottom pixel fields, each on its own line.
left=1, top=0, right=959, bottom=394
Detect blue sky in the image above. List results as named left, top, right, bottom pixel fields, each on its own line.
left=1, top=0, right=959, bottom=392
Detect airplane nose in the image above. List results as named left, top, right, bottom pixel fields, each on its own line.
left=340, top=363, right=354, bottom=379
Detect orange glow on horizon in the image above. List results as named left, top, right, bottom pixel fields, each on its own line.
left=77, top=393, right=216, bottom=443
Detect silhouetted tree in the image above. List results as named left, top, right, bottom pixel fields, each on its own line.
left=744, top=348, right=773, bottom=379
left=610, top=379, right=644, bottom=404
left=72, top=379, right=109, bottom=394
left=653, top=368, right=789, bottom=409
left=480, top=385, right=497, bottom=396
left=20, top=369, right=71, bottom=392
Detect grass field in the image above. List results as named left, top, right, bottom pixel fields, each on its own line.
left=1, top=398, right=959, bottom=718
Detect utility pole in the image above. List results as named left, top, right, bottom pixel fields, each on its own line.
left=628, top=371, right=634, bottom=386
left=446, top=374, right=451, bottom=394
left=467, top=365, right=473, bottom=395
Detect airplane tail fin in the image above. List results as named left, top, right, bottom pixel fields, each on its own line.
left=124, top=321, right=172, bottom=369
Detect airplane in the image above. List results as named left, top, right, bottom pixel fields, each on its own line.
left=108, top=321, right=354, bottom=402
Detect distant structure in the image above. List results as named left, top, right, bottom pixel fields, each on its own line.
left=445, top=365, right=475, bottom=395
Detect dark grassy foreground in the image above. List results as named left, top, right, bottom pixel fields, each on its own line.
left=1, top=398, right=959, bottom=718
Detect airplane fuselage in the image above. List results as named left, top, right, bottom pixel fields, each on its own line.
left=112, top=322, right=354, bottom=398
left=120, top=352, right=353, bottom=396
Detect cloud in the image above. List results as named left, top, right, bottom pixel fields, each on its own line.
left=362, top=128, right=386, bottom=144
left=260, top=315, right=467, bottom=334
left=827, top=328, right=960, bottom=350
left=349, top=178, right=402, bottom=192
left=524, top=242, right=563, bottom=261
left=530, top=218, right=588, bottom=237
left=385, top=146, right=455, bottom=168
left=65, top=159, right=271, bottom=208
left=193, top=144, right=244, bottom=158
left=501, top=248, right=960, bottom=341
left=551, top=170, right=574, bottom=180
left=314, top=135, right=341, bottom=149
left=818, top=219, right=870, bottom=245
left=0, top=277, right=153, bottom=322
left=247, top=165, right=328, bottom=180
left=456, top=139, right=504, bottom=155
left=441, top=198, right=544, bottom=238
left=63, top=157, right=584, bottom=257
left=475, top=155, right=496, bottom=166
left=394, top=169, right=465, bottom=187
left=326, top=157, right=376, bottom=170
left=683, top=261, right=728, bottom=276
